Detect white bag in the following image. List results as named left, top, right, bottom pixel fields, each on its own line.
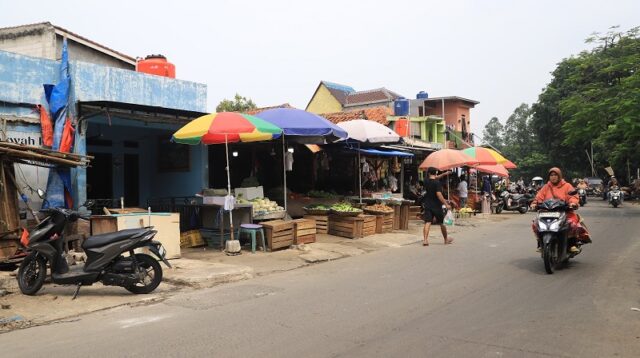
left=443, top=210, right=455, bottom=226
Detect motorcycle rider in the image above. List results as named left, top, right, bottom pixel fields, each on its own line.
left=530, top=167, right=592, bottom=253
left=576, top=179, right=588, bottom=204
left=607, top=176, right=623, bottom=204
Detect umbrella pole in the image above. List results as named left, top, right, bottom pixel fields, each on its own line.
left=225, top=135, right=235, bottom=243
left=358, top=143, right=362, bottom=204
left=282, top=135, right=287, bottom=214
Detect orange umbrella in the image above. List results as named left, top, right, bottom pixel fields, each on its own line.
left=462, top=147, right=508, bottom=165
left=419, top=149, right=479, bottom=171
left=476, top=164, right=509, bottom=177
left=503, top=160, right=517, bottom=169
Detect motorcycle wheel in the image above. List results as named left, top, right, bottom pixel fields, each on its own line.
left=543, top=237, right=558, bottom=274
left=17, top=252, right=47, bottom=295
left=495, top=205, right=503, bottom=214
left=613, top=202, right=619, bottom=208
left=518, top=206, right=528, bottom=214
left=126, top=254, right=163, bottom=294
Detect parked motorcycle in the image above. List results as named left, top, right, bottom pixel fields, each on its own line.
left=17, top=205, right=171, bottom=298
left=608, top=186, right=622, bottom=208
left=533, top=198, right=582, bottom=274
left=578, top=188, right=587, bottom=206
left=494, top=190, right=529, bottom=214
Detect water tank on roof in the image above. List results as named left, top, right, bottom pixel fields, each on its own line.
left=416, top=91, right=429, bottom=99
left=136, top=54, right=176, bottom=78
left=394, top=97, right=409, bottom=116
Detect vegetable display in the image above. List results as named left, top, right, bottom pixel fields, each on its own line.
left=330, top=203, right=362, bottom=213
left=250, top=197, right=285, bottom=215
left=364, top=204, right=394, bottom=213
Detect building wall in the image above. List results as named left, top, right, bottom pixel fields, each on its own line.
left=0, top=25, right=57, bottom=60
left=343, top=102, right=393, bottom=111
left=306, top=84, right=343, bottom=114
left=423, top=100, right=471, bottom=132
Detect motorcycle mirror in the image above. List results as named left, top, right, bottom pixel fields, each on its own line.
left=36, top=188, right=46, bottom=199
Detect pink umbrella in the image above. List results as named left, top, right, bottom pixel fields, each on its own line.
left=503, top=160, right=517, bottom=169
left=419, top=149, right=478, bottom=171
left=476, top=164, right=509, bottom=177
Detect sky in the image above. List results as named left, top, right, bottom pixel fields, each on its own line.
left=2, top=0, right=639, bottom=136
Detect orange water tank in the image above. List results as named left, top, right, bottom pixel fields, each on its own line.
left=136, top=54, right=176, bottom=78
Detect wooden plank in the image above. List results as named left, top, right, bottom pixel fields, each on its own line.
left=0, top=162, right=20, bottom=234
left=297, top=228, right=316, bottom=236
left=295, top=233, right=316, bottom=245
left=90, top=216, right=118, bottom=235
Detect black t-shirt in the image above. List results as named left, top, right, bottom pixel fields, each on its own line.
left=421, top=178, right=443, bottom=210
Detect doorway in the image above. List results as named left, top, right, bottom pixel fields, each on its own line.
left=86, top=153, right=113, bottom=200
left=124, top=154, right=140, bottom=206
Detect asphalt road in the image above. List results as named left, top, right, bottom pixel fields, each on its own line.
left=2, top=199, right=639, bottom=357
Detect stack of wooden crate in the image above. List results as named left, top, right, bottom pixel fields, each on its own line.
left=261, top=220, right=294, bottom=251
left=292, top=219, right=316, bottom=244
left=303, top=214, right=328, bottom=234
left=373, top=212, right=394, bottom=233
left=328, top=214, right=376, bottom=239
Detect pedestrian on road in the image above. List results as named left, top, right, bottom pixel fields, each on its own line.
left=420, top=167, right=454, bottom=246
left=457, top=175, right=468, bottom=208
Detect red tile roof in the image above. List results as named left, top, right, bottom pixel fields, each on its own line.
left=245, top=103, right=295, bottom=115
left=321, top=106, right=391, bottom=125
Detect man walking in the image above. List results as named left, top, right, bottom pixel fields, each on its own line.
left=457, top=175, right=468, bottom=209
left=420, top=167, right=454, bottom=246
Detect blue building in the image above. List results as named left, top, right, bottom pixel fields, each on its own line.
left=0, top=29, right=208, bottom=211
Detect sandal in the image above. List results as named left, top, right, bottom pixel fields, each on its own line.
left=423, top=241, right=429, bottom=246
left=445, top=237, right=454, bottom=245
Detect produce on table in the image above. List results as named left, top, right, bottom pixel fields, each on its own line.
left=250, top=197, right=285, bottom=215
left=364, top=204, right=394, bottom=213
left=305, top=204, right=331, bottom=210
left=330, top=202, right=362, bottom=213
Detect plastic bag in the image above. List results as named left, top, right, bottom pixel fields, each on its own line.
left=443, top=210, right=455, bottom=226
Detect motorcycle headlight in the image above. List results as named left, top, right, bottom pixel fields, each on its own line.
left=537, top=220, right=548, bottom=231
left=549, top=220, right=561, bottom=231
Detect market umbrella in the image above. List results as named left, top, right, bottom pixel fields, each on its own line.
left=255, top=108, right=348, bottom=212
left=461, top=147, right=509, bottom=165
left=172, top=112, right=283, bottom=249
left=476, top=164, right=509, bottom=177
left=419, top=149, right=478, bottom=171
left=503, top=160, right=517, bottom=169
left=337, top=119, right=401, bottom=203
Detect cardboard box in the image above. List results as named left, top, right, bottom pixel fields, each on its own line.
left=234, top=186, right=264, bottom=200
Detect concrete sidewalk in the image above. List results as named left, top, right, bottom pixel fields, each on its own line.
left=0, top=213, right=508, bottom=332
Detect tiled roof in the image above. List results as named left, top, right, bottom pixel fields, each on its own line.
left=245, top=103, right=295, bottom=115
left=344, top=88, right=402, bottom=107
left=422, top=96, right=480, bottom=105
left=321, top=106, right=391, bottom=125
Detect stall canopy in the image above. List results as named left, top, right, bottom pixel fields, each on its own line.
left=461, top=147, right=509, bottom=166
left=336, top=119, right=400, bottom=144
left=476, top=164, right=509, bottom=177
left=419, top=149, right=478, bottom=171
left=353, top=148, right=413, bottom=157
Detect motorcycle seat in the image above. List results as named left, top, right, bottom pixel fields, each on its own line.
left=82, top=228, right=149, bottom=249
left=511, top=194, right=524, bottom=200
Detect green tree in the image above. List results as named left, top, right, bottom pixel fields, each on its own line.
left=216, top=93, right=257, bottom=112
left=481, top=116, right=504, bottom=150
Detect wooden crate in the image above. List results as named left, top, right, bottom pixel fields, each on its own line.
left=329, top=215, right=362, bottom=239
left=374, top=212, right=394, bottom=233
left=361, top=214, right=376, bottom=237
left=409, top=206, right=422, bottom=220
left=293, top=219, right=317, bottom=244
left=303, top=214, right=328, bottom=234
left=399, top=203, right=410, bottom=230
left=262, top=220, right=294, bottom=251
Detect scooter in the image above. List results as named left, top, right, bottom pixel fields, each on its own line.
left=578, top=188, right=587, bottom=206
left=608, top=186, right=622, bottom=208
left=17, top=204, right=171, bottom=298
left=533, top=198, right=582, bottom=274
left=494, top=190, right=529, bottom=214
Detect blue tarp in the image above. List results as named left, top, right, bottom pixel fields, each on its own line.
left=353, top=148, right=413, bottom=157
left=256, top=108, right=348, bottom=143
left=43, top=39, right=72, bottom=209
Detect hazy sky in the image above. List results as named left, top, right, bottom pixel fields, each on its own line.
left=2, top=0, right=639, bottom=135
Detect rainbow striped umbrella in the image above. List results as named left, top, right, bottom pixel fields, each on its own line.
left=461, top=147, right=509, bottom=165
left=172, top=112, right=282, bottom=144
left=172, top=112, right=282, bottom=249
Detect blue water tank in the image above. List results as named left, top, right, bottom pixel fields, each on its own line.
left=416, top=91, right=429, bottom=99
left=394, top=97, right=409, bottom=116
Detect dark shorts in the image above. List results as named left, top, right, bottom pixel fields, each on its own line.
left=422, top=207, right=445, bottom=224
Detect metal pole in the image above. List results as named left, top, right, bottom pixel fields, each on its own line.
left=591, top=142, right=595, bottom=176
left=225, top=135, right=234, bottom=242
left=358, top=143, right=362, bottom=204
left=282, top=135, right=287, bottom=213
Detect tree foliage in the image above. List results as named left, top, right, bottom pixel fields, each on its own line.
left=216, top=93, right=257, bottom=113
left=482, top=26, right=640, bottom=183
left=482, top=117, right=504, bottom=150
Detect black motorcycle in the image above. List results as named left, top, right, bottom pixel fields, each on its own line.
left=578, top=188, right=587, bottom=206
left=17, top=206, right=171, bottom=298
left=494, top=190, right=529, bottom=214
left=533, top=198, right=581, bottom=274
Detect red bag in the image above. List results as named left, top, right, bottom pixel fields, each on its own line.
left=37, top=105, right=54, bottom=147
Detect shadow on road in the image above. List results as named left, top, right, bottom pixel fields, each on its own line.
left=510, top=256, right=546, bottom=275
